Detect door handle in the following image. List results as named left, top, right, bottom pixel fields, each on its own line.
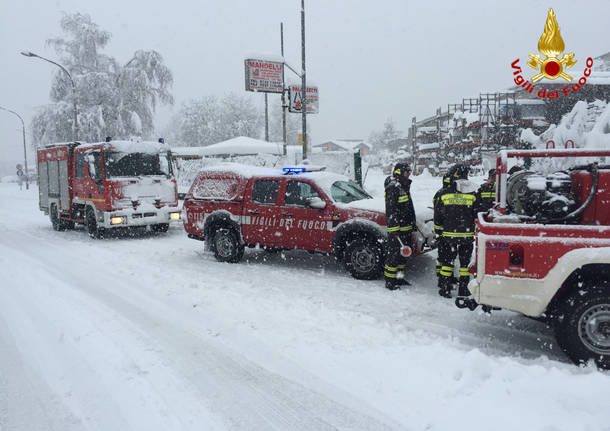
left=248, top=210, right=260, bottom=215
left=281, top=212, right=293, bottom=217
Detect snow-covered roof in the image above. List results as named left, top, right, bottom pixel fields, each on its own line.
left=172, top=137, right=298, bottom=157
left=313, top=139, right=369, bottom=151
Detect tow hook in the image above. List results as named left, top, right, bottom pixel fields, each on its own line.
left=455, top=297, right=479, bottom=311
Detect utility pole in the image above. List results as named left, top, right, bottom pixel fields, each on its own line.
left=301, top=0, right=307, bottom=160
left=281, top=22, right=287, bottom=155
left=264, top=93, right=269, bottom=141
left=0, top=106, right=29, bottom=190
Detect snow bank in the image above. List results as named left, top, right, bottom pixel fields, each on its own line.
left=521, top=99, right=610, bottom=150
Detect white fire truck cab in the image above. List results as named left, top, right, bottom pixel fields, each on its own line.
left=37, top=139, right=181, bottom=237
left=464, top=148, right=610, bottom=368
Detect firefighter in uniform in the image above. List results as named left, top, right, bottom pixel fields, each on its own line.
left=384, top=162, right=416, bottom=290
left=475, top=169, right=496, bottom=214
left=434, top=165, right=477, bottom=299
left=432, top=173, right=451, bottom=278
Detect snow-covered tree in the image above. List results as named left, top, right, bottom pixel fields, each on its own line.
left=368, top=118, right=401, bottom=152
left=31, top=12, right=173, bottom=145
left=171, top=93, right=262, bottom=146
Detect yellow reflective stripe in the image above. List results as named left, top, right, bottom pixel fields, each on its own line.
left=442, top=199, right=474, bottom=206
left=387, top=226, right=400, bottom=232
left=439, top=269, right=453, bottom=276
left=434, top=224, right=443, bottom=230
left=459, top=268, right=470, bottom=276
left=398, top=195, right=410, bottom=203
left=384, top=265, right=398, bottom=271
left=399, top=226, right=413, bottom=232
left=441, top=193, right=476, bottom=206
left=442, top=193, right=476, bottom=201
left=480, top=192, right=495, bottom=198
left=442, top=232, right=474, bottom=238
left=384, top=272, right=397, bottom=278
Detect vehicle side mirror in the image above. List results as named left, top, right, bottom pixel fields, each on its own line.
left=308, top=197, right=326, bottom=209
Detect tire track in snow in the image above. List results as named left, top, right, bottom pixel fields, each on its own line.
left=1, top=229, right=405, bottom=430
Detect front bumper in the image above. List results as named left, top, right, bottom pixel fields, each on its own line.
left=100, top=206, right=181, bottom=228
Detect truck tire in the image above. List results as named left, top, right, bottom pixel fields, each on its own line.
left=50, top=204, right=65, bottom=231
left=211, top=227, right=244, bottom=263
left=343, top=237, right=383, bottom=280
left=554, top=283, right=610, bottom=369
left=86, top=207, right=104, bottom=239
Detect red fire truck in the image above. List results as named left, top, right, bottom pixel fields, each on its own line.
left=182, top=164, right=434, bottom=279
left=463, top=148, right=610, bottom=368
left=37, top=139, right=181, bottom=237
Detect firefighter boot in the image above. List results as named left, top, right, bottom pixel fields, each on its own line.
left=438, top=276, right=452, bottom=298
left=457, top=276, right=470, bottom=297
left=385, top=278, right=399, bottom=291
left=455, top=276, right=477, bottom=310
left=395, top=272, right=411, bottom=286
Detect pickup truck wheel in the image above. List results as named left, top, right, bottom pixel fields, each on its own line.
left=212, top=227, right=244, bottom=263
left=344, top=238, right=383, bottom=280
left=555, top=285, right=610, bottom=369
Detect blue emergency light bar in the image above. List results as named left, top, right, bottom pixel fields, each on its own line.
left=282, top=167, right=307, bottom=174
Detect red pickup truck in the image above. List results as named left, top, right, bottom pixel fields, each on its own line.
left=183, top=164, right=433, bottom=279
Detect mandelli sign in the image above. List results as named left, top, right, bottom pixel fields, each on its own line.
left=244, top=59, right=284, bottom=93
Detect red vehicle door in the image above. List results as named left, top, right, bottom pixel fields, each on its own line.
left=72, top=149, right=105, bottom=208
left=241, top=178, right=283, bottom=247
left=279, top=179, right=334, bottom=252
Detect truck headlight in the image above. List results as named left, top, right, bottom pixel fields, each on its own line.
left=170, top=212, right=181, bottom=221
left=111, top=216, right=126, bottom=225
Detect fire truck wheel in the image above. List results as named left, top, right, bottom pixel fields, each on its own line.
left=86, top=207, right=104, bottom=239
left=50, top=204, right=65, bottom=231
left=212, top=227, right=244, bottom=263
left=555, top=285, right=610, bottom=370
left=343, top=238, right=383, bottom=280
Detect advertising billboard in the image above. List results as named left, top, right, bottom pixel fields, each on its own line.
left=244, top=59, right=284, bottom=93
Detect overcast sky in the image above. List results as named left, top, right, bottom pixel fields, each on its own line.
left=1, top=0, right=608, bottom=172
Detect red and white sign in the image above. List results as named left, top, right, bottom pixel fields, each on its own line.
left=244, top=59, right=284, bottom=93
left=288, top=85, right=319, bottom=114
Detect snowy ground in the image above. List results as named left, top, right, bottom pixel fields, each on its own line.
left=1, top=173, right=609, bottom=431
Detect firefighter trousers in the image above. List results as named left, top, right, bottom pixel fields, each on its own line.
left=384, top=234, right=411, bottom=289
left=437, top=237, right=473, bottom=296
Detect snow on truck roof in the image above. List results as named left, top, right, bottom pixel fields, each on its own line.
left=43, top=140, right=170, bottom=153
left=200, top=163, right=348, bottom=182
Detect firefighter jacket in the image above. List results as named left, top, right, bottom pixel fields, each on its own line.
left=433, top=185, right=477, bottom=239
left=475, top=181, right=496, bottom=214
left=384, top=176, right=416, bottom=235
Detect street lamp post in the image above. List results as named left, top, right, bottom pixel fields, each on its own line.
left=21, top=51, right=78, bottom=143
left=0, top=106, right=29, bottom=190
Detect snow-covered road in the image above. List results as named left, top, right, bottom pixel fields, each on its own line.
left=1, top=180, right=609, bottom=431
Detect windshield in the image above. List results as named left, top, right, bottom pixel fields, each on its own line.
left=104, top=151, right=172, bottom=177
left=330, top=180, right=372, bottom=203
